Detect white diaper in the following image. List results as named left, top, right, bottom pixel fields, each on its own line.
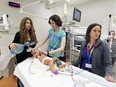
left=42, top=57, right=53, bottom=64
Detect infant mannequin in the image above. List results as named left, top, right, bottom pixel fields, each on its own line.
left=32, top=51, right=66, bottom=72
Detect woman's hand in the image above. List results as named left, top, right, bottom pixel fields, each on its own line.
left=9, top=43, right=17, bottom=50
left=105, top=76, right=116, bottom=83
left=31, top=48, right=36, bottom=55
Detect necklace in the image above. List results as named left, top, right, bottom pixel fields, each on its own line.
left=52, top=32, right=57, bottom=46
left=87, top=43, right=92, bottom=50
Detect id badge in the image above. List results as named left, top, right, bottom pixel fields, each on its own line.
left=85, top=63, right=92, bottom=68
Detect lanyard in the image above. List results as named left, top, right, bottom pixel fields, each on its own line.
left=87, top=43, right=95, bottom=63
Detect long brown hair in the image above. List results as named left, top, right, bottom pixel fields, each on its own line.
left=20, top=17, right=37, bottom=43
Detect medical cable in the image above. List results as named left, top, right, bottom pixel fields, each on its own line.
left=68, top=65, right=85, bottom=87
left=27, top=48, right=42, bottom=74
left=59, top=65, right=85, bottom=87
left=28, top=58, right=35, bottom=74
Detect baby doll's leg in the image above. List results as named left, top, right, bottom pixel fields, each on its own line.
left=55, top=59, right=66, bottom=68
left=43, top=58, right=59, bottom=72
left=59, top=64, right=66, bottom=68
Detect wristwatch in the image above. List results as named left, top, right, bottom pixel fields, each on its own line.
left=47, top=51, right=49, bottom=56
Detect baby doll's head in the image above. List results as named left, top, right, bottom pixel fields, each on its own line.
left=33, top=51, right=42, bottom=58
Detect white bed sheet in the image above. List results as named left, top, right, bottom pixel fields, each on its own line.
left=14, top=58, right=116, bottom=87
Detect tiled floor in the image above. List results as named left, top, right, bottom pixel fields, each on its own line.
left=0, top=74, right=17, bottom=87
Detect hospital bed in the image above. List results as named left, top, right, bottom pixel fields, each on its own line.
left=14, top=58, right=116, bottom=87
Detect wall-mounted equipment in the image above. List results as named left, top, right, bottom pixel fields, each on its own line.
left=43, top=0, right=70, bottom=9
left=0, top=14, right=9, bottom=31
left=8, top=1, right=20, bottom=8
left=73, top=7, right=81, bottom=22
left=20, top=0, right=47, bottom=20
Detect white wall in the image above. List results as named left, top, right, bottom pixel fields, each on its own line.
left=0, top=0, right=50, bottom=51
left=0, top=0, right=64, bottom=52
left=0, top=0, right=116, bottom=52
left=0, top=0, right=21, bottom=52
left=67, top=0, right=116, bottom=35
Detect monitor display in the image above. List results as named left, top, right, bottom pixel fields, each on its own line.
left=73, top=7, right=81, bottom=22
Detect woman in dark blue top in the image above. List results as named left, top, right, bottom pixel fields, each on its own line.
left=73, top=23, right=115, bottom=82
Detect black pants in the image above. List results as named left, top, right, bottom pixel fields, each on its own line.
left=17, top=78, right=24, bottom=87
left=112, top=56, right=116, bottom=65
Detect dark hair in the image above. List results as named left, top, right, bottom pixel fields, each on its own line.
left=110, top=30, right=115, bottom=33
left=108, top=30, right=115, bottom=35
left=85, top=23, right=102, bottom=44
left=48, top=14, right=62, bottom=26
